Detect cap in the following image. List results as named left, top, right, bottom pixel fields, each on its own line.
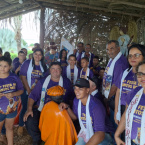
left=47, top=86, right=64, bottom=96
left=74, top=78, right=90, bottom=88
left=87, top=76, right=98, bottom=87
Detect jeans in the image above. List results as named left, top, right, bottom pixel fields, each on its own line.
left=75, top=133, right=113, bottom=145
left=19, top=90, right=28, bottom=126
left=25, top=108, right=41, bottom=142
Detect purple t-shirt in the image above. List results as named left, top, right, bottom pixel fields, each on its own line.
left=0, top=73, right=23, bottom=114
left=80, top=69, right=93, bottom=79
left=117, top=70, right=139, bottom=105
left=29, top=76, right=75, bottom=106
left=60, top=60, right=68, bottom=68
left=73, top=96, right=114, bottom=133
left=62, top=66, right=81, bottom=84
left=126, top=86, right=144, bottom=144
left=20, top=60, right=44, bottom=87
left=12, top=57, right=19, bottom=64
left=103, top=55, right=128, bottom=90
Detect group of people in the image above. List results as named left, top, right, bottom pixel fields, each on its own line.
left=0, top=40, right=144, bottom=145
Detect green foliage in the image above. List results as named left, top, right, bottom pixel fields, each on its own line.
left=27, top=50, right=33, bottom=56
left=10, top=53, right=18, bottom=60
left=0, top=29, right=28, bottom=53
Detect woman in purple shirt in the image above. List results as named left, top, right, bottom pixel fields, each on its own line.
left=114, top=44, right=145, bottom=141
left=0, top=56, right=23, bottom=145
left=57, top=49, right=68, bottom=68
left=18, top=48, right=47, bottom=136
left=115, top=60, right=145, bottom=145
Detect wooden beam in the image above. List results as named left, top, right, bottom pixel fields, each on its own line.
left=0, top=1, right=32, bottom=14
left=40, top=1, right=141, bottom=17
left=103, top=0, right=145, bottom=9
left=0, top=5, right=39, bottom=20
left=40, top=8, right=45, bottom=49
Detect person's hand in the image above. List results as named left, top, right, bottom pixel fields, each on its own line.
left=114, top=111, right=119, bottom=125
left=27, top=89, right=31, bottom=95
left=23, top=109, right=33, bottom=122
left=58, top=103, right=69, bottom=111
left=4, top=93, right=13, bottom=99
left=115, top=135, right=125, bottom=145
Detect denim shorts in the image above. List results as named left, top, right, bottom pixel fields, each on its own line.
left=0, top=110, right=17, bottom=122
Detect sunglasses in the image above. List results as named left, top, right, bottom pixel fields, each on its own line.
left=128, top=53, right=142, bottom=59
left=136, top=72, right=145, bottom=78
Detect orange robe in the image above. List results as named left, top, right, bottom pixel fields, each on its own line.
left=39, top=101, right=78, bottom=145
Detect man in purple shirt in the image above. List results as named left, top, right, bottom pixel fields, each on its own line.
left=23, top=62, right=74, bottom=145
left=103, top=40, right=128, bottom=110
left=74, top=42, right=85, bottom=68
left=59, top=78, right=114, bottom=145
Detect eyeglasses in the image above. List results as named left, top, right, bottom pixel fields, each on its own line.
left=128, top=53, right=142, bottom=59
left=136, top=72, right=145, bottom=78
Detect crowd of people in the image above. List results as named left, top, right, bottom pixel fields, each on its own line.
left=0, top=40, right=144, bottom=145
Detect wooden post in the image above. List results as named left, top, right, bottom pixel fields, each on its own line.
left=40, top=8, right=45, bottom=49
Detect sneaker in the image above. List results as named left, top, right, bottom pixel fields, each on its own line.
left=17, top=126, right=23, bottom=136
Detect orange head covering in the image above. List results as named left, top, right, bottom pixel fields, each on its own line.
left=47, top=86, right=64, bottom=97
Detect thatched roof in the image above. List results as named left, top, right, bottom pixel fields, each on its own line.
left=0, top=0, right=145, bottom=20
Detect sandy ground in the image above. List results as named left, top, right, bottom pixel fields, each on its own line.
left=0, top=127, right=32, bottom=145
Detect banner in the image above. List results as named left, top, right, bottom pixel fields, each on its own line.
left=60, top=37, right=75, bottom=58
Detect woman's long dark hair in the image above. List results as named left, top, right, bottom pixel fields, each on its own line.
left=128, top=44, right=145, bottom=71
left=59, top=49, right=67, bottom=60
left=32, top=48, right=47, bottom=72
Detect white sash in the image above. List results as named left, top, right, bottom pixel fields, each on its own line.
left=66, top=65, right=78, bottom=84
left=80, top=68, right=90, bottom=80
left=116, top=68, right=132, bottom=121
left=126, top=88, right=145, bottom=145
left=27, top=59, right=44, bottom=88
left=78, top=95, right=94, bottom=143
left=38, top=75, right=63, bottom=111
left=76, top=51, right=79, bottom=58
left=91, top=89, right=98, bottom=96
left=81, top=52, right=92, bottom=67
left=103, top=52, right=122, bottom=98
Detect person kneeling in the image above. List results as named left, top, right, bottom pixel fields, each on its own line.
left=59, top=78, right=114, bottom=145
left=39, top=85, right=78, bottom=145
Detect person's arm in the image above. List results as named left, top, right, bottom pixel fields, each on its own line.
left=21, top=75, right=31, bottom=95
left=4, top=90, right=23, bottom=99
left=86, top=131, right=105, bottom=145
left=59, top=102, right=77, bottom=121
left=114, top=105, right=128, bottom=145
left=108, top=84, right=117, bottom=99
left=114, top=88, right=120, bottom=125
left=23, top=98, right=35, bottom=122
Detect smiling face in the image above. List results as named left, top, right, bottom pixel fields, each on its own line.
left=50, top=65, right=62, bottom=79
left=74, top=86, right=89, bottom=100
left=128, top=47, right=144, bottom=68
left=62, top=50, right=67, bottom=58
left=33, top=51, right=43, bottom=62
left=106, top=42, right=120, bottom=59
left=137, top=64, right=145, bottom=89
left=68, top=56, right=76, bottom=66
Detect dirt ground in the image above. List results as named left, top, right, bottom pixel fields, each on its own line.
left=0, top=126, right=32, bottom=145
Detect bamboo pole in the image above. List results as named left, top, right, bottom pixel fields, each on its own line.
left=40, top=8, right=45, bottom=49
left=103, top=0, right=145, bottom=9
